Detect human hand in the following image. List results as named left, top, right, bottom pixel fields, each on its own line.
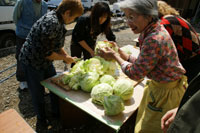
left=90, top=50, right=95, bottom=57
left=104, top=41, right=119, bottom=51
left=63, top=56, right=77, bottom=64
left=97, top=47, right=117, bottom=60
left=161, top=108, right=178, bottom=133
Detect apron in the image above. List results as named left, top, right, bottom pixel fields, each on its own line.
left=134, top=76, right=187, bottom=133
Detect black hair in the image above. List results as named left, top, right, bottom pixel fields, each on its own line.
left=90, top=2, right=111, bottom=36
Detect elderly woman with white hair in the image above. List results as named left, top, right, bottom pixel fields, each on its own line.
left=97, top=0, right=187, bottom=132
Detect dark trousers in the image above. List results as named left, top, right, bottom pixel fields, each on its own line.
left=70, top=44, right=94, bottom=59
left=181, top=54, right=200, bottom=83
left=15, top=36, right=26, bottom=82
left=23, top=63, right=59, bottom=120
left=70, top=44, right=95, bottom=67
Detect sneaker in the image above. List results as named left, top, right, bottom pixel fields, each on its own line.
left=19, top=81, right=28, bottom=90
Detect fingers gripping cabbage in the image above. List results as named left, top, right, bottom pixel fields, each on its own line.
left=95, top=41, right=118, bottom=54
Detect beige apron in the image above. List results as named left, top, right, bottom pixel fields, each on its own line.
left=134, top=76, right=187, bottom=133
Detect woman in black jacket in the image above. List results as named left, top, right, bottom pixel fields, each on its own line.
left=71, top=2, right=116, bottom=62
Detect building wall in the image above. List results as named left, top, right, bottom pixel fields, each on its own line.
left=165, top=0, right=199, bottom=19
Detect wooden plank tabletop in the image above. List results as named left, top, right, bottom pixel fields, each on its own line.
left=0, top=109, right=35, bottom=133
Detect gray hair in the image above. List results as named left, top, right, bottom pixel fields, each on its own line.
left=119, top=0, right=158, bottom=20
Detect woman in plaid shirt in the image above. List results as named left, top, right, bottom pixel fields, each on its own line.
left=98, top=0, right=187, bottom=132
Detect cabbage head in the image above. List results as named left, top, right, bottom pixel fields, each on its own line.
left=100, top=75, right=116, bottom=87
left=113, top=78, right=134, bottom=100
left=70, top=60, right=85, bottom=74
left=94, top=56, right=110, bottom=73
left=62, top=73, right=73, bottom=85
left=80, top=72, right=99, bottom=92
left=120, top=45, right=133, bottom=55
left=104, top=61, right=120, bottom=77
left=91, top=83, right=113, bottom=105
left=95, top=56, right=119, bottom=77
left=83, top=58, right=103, bottom=75
left=95, top=41, right=118, bottom=54
left=68, top=71, right=84, bottom=90
left=120, top=45, right=140, bottom=56
left=103, top=95, right=125, bottom=116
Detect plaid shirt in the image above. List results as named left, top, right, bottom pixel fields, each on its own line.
left=160, top=15, right=200, bottom=62
left=121, top=22, right=185, bottom=83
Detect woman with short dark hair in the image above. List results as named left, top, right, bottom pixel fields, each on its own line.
left=19, top=0, right=84, bottom=127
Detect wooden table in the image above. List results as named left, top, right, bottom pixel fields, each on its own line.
left=41, top=46, right=145, bottom=132
left=0, top=109, right=35, bottom=133
left=41, top=75, right=145, bottom=132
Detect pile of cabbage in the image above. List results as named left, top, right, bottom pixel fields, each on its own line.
left=61, top=41, right=134, bottom=116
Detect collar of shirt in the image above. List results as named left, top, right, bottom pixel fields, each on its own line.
left=138, top=21, right=159, bottom=48
left=55, top=11, right=65, bottom=24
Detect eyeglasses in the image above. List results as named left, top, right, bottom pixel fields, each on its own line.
left=125, top=14, right=138, bottom=22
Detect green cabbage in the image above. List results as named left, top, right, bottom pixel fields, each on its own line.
left=103, top=95, right=125, bottom=116
left=104, top=61, right=120, bottom=77
left=70, top=60, right=85, bottom=74
left=91, top=83, right=113, bottom=105
left=95, top=41, right=118, bottom=54
left=80, top=72, right=100, bottom=92
left=68, top=71, right=84, bottom=90
left=94, top=56, right=119, bottom=77
left=100, top=75, right=116, bottom=87
left=113, top=78, right=134, bottom=100
left=62, top=73, right=73, bottom=85
left=83, top=58, right=103, bottom=75
left=120, top=45, right=139, bottom=56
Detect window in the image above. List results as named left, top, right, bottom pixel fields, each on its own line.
left=0, top=0, right=17, bottom=6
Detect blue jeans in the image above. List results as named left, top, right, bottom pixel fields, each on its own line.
left=23, top=63, right=59, bottom=120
